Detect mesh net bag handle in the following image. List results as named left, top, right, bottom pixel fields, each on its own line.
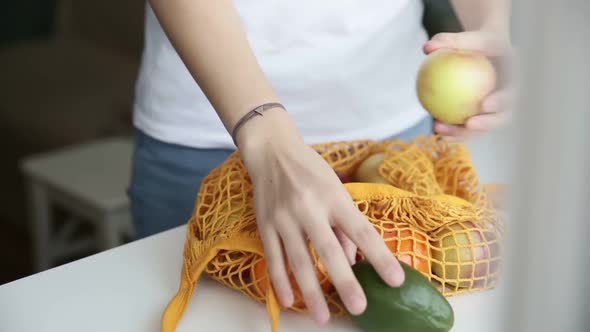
left=161, top=235, right=279, bottom=332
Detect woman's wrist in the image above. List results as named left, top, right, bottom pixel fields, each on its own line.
left=235, top=108, right=304, bottom=162
left=480, top=19, right=511, bottom=43
left=231, top=102, right=287, bottom=146
left=479, top=1, right=511, bottom=42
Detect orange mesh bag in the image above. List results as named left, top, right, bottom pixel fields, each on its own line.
left=161, top=135, right=505, bottom=332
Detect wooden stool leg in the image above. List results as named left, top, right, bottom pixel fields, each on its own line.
left=97, top=213, right=121, bottom=251
left=27, top=180, right=52, bottom=272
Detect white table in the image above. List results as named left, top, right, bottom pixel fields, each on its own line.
left=0, top=225, right=506, bottom=332
left=1, top=134, right=510, bottom=332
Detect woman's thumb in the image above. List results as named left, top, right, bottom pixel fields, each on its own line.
left=424, top=31, right=510, bottom=56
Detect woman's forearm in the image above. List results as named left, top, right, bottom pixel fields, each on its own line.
left=450, top=0, right=511, bottom=35
left=148, top=0, right=281, bottom=135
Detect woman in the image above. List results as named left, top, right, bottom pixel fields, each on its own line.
left=129, top=0, right=512, bottom=324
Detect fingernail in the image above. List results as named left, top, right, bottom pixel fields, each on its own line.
left=399, top=256, right=412, bottom=265
left=388, top=263, right=405, bottom=287
left=315, top=308, right=331, bottom=326
left=279, top=288, right=294, bottom=307
left=423, top=41, right=441, bottom=53
left=435, top=123, right=450, bottom=133
left=348, top=294, right=367, bottom=315
left=427, top=41, right=442, bottom=48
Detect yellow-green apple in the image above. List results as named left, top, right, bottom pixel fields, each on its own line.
left=416, top=48, right=496, bottom=125
left=218, top=199, right=243, bottom=223
left=431, top=221, right=500, bottom=288
left=353, top=153, right=389, bottom=184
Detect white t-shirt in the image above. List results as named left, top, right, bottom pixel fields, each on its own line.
left=133, top=0, right=430, bottom=149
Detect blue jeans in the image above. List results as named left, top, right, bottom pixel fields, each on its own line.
left=128, top=116, right=433, bottom=239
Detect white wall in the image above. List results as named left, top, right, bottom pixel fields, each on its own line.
left=502, top=1, right=590, bottom=331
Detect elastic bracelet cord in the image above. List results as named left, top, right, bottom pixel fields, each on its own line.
left=231, top=102, right=286, bottom=147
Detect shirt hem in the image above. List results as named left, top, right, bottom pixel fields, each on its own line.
left=133, top=104, right=429, bottom=150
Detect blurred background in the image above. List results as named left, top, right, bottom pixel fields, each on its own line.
left=2, top=1, right=589, bottom=331
left=0, top=0, right=460, bottom=285
left=0, top=0, right=145, bottom=283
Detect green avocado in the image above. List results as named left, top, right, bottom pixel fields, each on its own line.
left=350, top=260, right=454, bottom=332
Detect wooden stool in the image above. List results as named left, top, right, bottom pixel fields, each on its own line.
left=20, top=137, right=135, bottom=271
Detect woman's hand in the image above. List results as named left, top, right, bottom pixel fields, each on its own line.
left=423, top=30, right=515, bottom=141
left=236, top=110, right=405, bottom=325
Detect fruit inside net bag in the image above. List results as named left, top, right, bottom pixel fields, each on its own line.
left=161, top=135, right=505, bottom=332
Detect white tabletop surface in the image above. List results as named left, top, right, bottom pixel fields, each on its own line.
left=0, top=225, right=506, bottom=332
left=0, top=134, right=510, bottom=332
